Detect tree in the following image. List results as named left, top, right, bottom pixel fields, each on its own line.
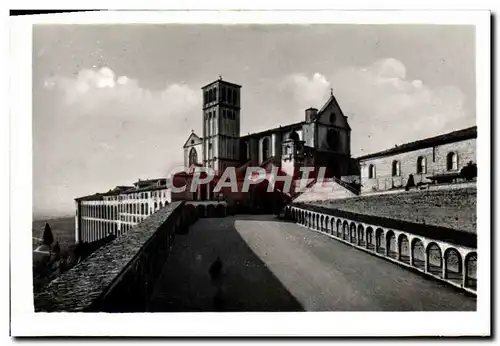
left=53, top=241, right=61, bottom=260
left=53, top=241, right=60, bottom=254
left=405, top=174, right=415, bottom=191
left=460, top=161, right=477, bottom=181
left=43, top=223, right=54, bottom=251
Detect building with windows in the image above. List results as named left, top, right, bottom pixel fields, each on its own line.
left=182, top=77, right=360, bottom=200
left=74, top=178, right=171, bottom=243
left=357, top=126, right=477, bottom=194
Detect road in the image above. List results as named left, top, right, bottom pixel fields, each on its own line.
left=149, top=215, right=476, bottom=312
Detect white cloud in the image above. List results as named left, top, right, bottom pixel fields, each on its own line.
left=279, top=58, right=473, bottom=156
left=281, top=72, right=331, bottom=107
left=36, top=67, right=202, bottom=216
left=44, top=66, right=200, bottom=121
left=329, top=58, right=472, bottom=155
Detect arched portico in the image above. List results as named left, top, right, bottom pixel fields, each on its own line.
left=375, top=228, right=385, bottom=254
left=386, top=230, right=397, bottom=259
left=411, top=238, right=425, bottom=270
left=464, top=252, right=477, bottom=290
left=350, top=222, right=357, bottom=244
left=444, top=248, right=463, bottom=284
left=398, top=234, right=410, bottom=264
left=427, top=242, right=443, bottom=278
left=357, top=224, right=365, bottom=246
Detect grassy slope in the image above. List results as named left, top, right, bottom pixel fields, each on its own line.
left=309, top=187, right=477, bottom=233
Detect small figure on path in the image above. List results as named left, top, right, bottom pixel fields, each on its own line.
left=209, top=256, right=223, bottom=282
left=209, top=256, right=224, bottom=311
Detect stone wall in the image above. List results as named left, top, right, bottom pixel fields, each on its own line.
left=34, top=201, right=196, bottom=312
left=360, top=138, right=476, bottom=194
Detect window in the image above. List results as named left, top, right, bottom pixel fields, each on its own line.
left=447, top=152, right=458, bottom=171
left=189, top=147, right=198, bottom=166
left=261, top=137, right=270, bottom=162
left=326, top=130, right=339, bottom=150
left=368, top=164, right=376, bottom=179
left=417, top=156, right=427, bottom=174
left=233, top=90, right=237, bottom=105
left=391, top=160, right=401, bottom=177
left=240, top=141, right=248, bottom=161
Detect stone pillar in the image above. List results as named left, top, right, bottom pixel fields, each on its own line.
left=258, top=138, right=262, bottom=164
left=74, top=201, right=80, bottom=244
left=462, top=254, right=467, bottom=287
left=409, top=236, right=413, bottom=267
left=396, top=234, right=401, bottom=261
left=443, top=257, right=447, bottom=279
left=424, top=249, right=428, bottom=273
left=271, top=133, right=277, bottom=157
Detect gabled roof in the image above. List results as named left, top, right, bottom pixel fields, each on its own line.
left=183, top=132, right=203, bottom=148
left=316, top=93, right=351, bottom=130
left=357, top=126, right=477, bottom=161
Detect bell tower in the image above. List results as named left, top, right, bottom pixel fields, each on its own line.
left=201, top=77, right=242, bottom=175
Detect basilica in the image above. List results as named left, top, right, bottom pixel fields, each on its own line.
left=182, top=77, right=359, bottom=199
left=73, top=77, right=476, bottom=244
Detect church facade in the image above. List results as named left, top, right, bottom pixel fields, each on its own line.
left=182, top=77, right=359, bottom=191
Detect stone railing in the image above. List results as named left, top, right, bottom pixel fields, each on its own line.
left=284, top=203, right=477, bottom=294
left=34, top=201, right=197, bottom=312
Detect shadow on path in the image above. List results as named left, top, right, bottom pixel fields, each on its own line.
left=149, top=216, right=304, bottom=312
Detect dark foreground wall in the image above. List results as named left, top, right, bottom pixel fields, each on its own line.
left=34, top=201, right=195, bottom=312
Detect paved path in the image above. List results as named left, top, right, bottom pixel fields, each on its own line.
left=149, top=215, right=476, bottom=312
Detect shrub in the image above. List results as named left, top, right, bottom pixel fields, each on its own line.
left=405, top=174, right=415, bottom=190
left=460, top=161, right=477, bottom=181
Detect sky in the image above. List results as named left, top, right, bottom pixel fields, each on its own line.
left=33, top=24, right=476, bottom=218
